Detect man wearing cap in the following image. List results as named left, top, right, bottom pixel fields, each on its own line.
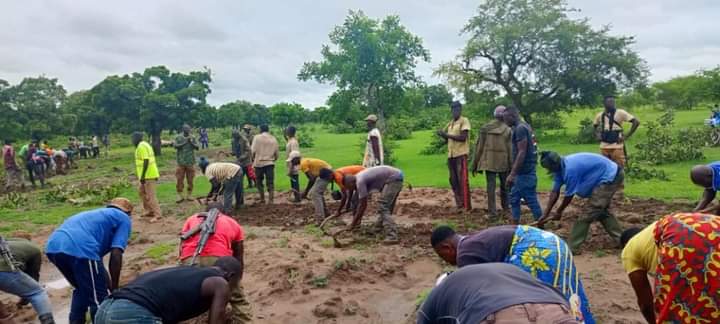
left=331, top=165, right=365, bottom=218
left=0, top=235, right=55, bottom=324
left=471, top=105, right=512, bottom=218
left=343, top=166, right=404, bottom=243
left=437, top=101, right=472, bottom=211
left=174, top=124, right=199, bottom=203
left=178, top=202, right=252, bottom=322
left=131, top=132, right=161, bottom=221
left=199, top=160, right=244, bottom=212
left=288, top=152, right=333, bottom=224
left=537, top=152, right=624, bottom=251
left=45, top=198, right=134, bottom=323
left=251, top=125, right=279, bottom=204
left=233, top=127, right=255, bottom=188
left=362, top=114, right=383, bottom=168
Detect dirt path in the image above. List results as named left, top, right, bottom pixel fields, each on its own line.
left=2, top=188, right=692, bottom=323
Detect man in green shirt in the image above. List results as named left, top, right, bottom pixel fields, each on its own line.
left=174, top=124, right=199, bottom=203
left=0, top=236, right=55, bottom=324
left=132, top=132, right=162, bottom=221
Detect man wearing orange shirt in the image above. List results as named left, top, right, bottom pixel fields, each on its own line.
left=179, top=202, right=251, bottom=323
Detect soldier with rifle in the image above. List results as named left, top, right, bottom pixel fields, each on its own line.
left=179, top=202, right=252, bottom=323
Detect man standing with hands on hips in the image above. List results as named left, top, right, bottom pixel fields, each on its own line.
left=437, top=101, right=472, bottom=211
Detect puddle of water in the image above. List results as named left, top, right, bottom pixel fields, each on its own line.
left=46, top=278, right=70, bottom=290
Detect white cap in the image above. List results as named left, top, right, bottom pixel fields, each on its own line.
left=286, top=150, right=301, bottom=162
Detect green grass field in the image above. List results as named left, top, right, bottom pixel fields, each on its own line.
left=1, top=105, right=717, bottom=234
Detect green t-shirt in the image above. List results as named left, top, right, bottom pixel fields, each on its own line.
left=0, top=239, right=41, bottom=272
left=174, top=135, right=197, bottom=166
left=135, top=141, right=160, bottom=180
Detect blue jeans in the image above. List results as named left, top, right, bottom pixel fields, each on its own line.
left=95, top=298, right=162, bottom=324
left=47, top=253, right=110, bottom=322
left=0, top=270, right=53, bottom=317
left=510, top=172, right=543, bottom=221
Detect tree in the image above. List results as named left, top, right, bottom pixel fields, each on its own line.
left=0, top=79, right=23, bottom=141
left=269, top=102, right=308, bottom=127
left=87, top=66, right=212, bottom=155
left=653, top=75, right=708, bottom=110
left=5, top=76, right=67, bottom=140
left=217, top=100, right=270, bottom=128
left=436, top=0, right=647, bottom=124
left=298, top=10, right=430, bottom=127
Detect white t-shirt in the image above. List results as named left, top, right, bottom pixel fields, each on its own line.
left=363, top=128, right=384, bottom=167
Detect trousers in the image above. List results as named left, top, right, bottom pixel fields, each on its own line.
left=94, top=299, right=161, bottom=324
left=175, top=165, right=195, bottom=194
left=254, top=165, right=275, bottom=202
left=448, top=155, right=471, bottom=210
left=46, top=253, right=110, bottom=322
left=485, top=171, right=508, bottom=217
left=509, top=171, right=543, bottom=221
left=311, top=177, right=330, bottom=223
left=480, top=303, right=577, bottom=324
left=139, top=179, right=161, bottom=218
left=569, top=169, right=624, bottom=251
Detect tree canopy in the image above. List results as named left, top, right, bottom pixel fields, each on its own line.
left=298, top=10, right=430, bottom=127
left=436, top=0, right=647, bottom=123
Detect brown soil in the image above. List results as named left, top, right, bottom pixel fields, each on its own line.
left=1, top=188, right=694, bottom=323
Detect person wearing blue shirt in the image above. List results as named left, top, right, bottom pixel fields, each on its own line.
left=690, top=161, right=720, bottom=214
left=45, top=198, right=133, bottom=324
left=536, top=152, right=624, bottom=251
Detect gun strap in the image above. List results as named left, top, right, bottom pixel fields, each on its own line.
left=0, top=237, right=18, bottom=272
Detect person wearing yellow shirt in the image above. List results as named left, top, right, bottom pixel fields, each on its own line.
left=620, top=222, right=657, bottom=323
left=437, top=101, right=472, bottom=211
left=132, top=132, right=161, bottom=221
left=288, top=151, right=332, bottom=224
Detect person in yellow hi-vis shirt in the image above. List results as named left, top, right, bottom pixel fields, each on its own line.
left=132, top=132, right=162, bottom=221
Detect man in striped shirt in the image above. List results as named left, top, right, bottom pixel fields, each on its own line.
left=199, top=159, right=244, bottom=212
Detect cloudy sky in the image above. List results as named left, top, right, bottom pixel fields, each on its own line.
left=1, top=0, right=718, bottom=108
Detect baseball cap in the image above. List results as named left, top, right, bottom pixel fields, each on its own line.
left=286, top=150, right=301, bottom=162
left=108, top=197, right=134, bottom=214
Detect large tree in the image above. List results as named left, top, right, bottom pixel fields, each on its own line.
left=269, top=102, right=308, bottom=127
left=217, top=100, right=270, bottom=128
left=5, top=76, right=68, bottom=140
left=298, top=10, right=430, bottom=127
left=88, top=66, right=212, bottom=154
left=436, top=0, right=647, bottom=124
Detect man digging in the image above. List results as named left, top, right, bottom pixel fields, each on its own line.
left=343, top=165, right=404, bottom=244
left=178, top=202, right=252, bottom=323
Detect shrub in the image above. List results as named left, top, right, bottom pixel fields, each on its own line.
left=385, top=118, right=413, bottom=140
left=571, top=118, right=597, bottom=144
left=626, top=164, right=669, bottom=181
left=532, top=112, right=565, bottom=130
left=634, top=110, right=705, bottom=164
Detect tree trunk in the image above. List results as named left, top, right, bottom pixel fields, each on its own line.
left=151, top=130, right=162, bottom=156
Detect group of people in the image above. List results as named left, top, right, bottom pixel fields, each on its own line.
left=4, top=95, right=720, bottom=323
left=0, top=198, right=250, bottom=324
left=418, top=97, right=720, bottom=323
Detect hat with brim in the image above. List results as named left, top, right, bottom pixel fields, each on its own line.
left=243, top=124, right=252, bottom=130
left=286, top=150, right=301, bottom=162
left=108, top=197, right=134, bottom=214
left=364, top=114, right=378, bottom=122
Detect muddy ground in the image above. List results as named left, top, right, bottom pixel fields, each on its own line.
left=1, top=187, right=693, bottom=324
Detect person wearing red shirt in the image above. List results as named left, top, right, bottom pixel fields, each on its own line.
left=179, top=202, right=251, bottom=323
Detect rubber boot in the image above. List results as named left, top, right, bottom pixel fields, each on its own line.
left=268, top=191, right=274, bottom=204
left=39, top=314, right=55, bottom=324
left=258, top=191, right=265, bottom=204
left=176, top=193, right=184, bottom=203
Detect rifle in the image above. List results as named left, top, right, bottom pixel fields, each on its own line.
left=0, top=236, right=18, bottom=272
left=180, top=208, right=221, bottom=266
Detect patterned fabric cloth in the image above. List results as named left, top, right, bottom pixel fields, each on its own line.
left=653, top=213, right=720, bottom=323
left=505, top=225, right=595, bottom=324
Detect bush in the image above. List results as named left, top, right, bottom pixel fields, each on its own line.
left=626, top=164, right=669, bottom=181
left=331, top=122, right=365, bottom=134
left=634, top=110, right=705, bottom=164
left=571, top=118, right=597, bottom=144
left=420, top=133, right=447, bottom=155
left=385, top=118, right=413, bottom=140
left=532, top=112, right=565, bottom=130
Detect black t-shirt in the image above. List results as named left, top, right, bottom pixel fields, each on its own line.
left=511, top=122, right=538, bottom=174
left=417, top=263, right=568, bottom=324
left=456, top=225, right=516, bottom=267
left=111, top=266, right=223, bottom=323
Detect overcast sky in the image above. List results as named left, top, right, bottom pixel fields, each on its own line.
left=1, top=0, right=718, bottom=108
